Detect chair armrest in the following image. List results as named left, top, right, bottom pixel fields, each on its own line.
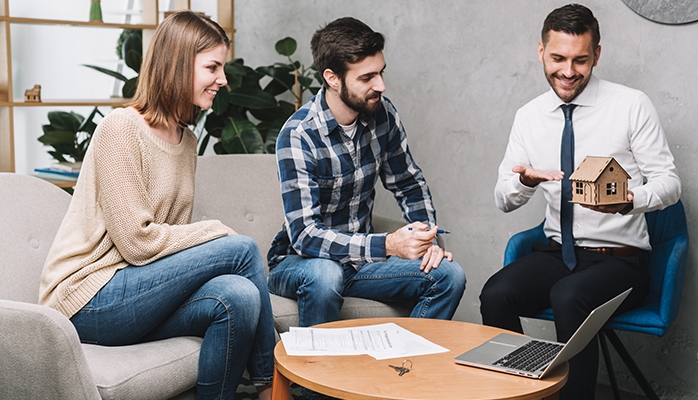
left=0, top=300, right=100, bottom=400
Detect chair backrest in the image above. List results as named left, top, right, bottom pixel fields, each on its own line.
left=0, top=173, right=72, bottom=303
left=192, top=154, right=285, bottom=268
left=503, top=200, right=689, bottom=335
left=643, top=200, right=689, bottom=329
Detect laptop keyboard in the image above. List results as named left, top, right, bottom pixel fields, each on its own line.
left=493, top=340, right=564, bottom=372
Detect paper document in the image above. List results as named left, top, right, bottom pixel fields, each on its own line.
left=280, top=322, right=449, bottom=360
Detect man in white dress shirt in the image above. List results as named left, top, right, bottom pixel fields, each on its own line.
left=480, top=4, right=680, bottom=399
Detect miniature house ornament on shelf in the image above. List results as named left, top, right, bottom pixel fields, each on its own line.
left=569, top=156, right=631, bottom=205
left=24, top=84, right=42, bottom=102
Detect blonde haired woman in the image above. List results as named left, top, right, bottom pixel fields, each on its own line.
left=39, top=11, right=275, bottom=399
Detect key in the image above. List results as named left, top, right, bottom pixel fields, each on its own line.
left=388, top=364, right=406, bottom=374
left=388, top=361, right=412, bottom=376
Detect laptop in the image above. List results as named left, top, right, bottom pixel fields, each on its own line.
left=454, top=287, right=632, bottom=379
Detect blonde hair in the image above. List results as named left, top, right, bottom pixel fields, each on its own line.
left=130, top=11, right=230, bottom=129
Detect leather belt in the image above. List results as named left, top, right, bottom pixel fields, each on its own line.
left=548, top=240, right=641, bottom=257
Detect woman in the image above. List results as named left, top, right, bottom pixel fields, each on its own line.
left=39, top=11, right=275, bottom=400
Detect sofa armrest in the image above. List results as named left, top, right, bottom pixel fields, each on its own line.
left=0, top=300, right=101, bottom=400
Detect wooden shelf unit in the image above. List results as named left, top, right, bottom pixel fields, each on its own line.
left=0, top=0, right=234, bottom=173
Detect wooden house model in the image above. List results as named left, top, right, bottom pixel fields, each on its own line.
left=569, top=156, right=631, bottom=205
left=24, top=84, right=42, bottom=102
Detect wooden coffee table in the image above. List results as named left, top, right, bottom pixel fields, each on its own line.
left=271, top=317, right=568, bottom=400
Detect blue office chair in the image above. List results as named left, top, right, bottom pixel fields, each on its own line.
left=503, top=200, right=688, bottom=400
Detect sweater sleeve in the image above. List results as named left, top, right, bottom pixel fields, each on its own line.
left=93, top=112, right=228, bottom=266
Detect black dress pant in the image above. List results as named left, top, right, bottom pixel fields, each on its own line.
left=480, top=241, right=649, bottom=400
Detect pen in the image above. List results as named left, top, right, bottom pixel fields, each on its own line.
left=407, top=227, right=450, bottom=234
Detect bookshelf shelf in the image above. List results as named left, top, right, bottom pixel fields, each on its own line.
left=0, top=16, right=157, bottom=30
left=0, top=0, right=234, bottom=173
left=1, top=98, right=129, bottom=107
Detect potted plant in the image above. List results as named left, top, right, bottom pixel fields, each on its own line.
left=37, top=107, right=103, bottom=163
left=198, top=37, right=322, bottom=155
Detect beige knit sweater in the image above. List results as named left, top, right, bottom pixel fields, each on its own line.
left=39, top=108, right=228, bottom=318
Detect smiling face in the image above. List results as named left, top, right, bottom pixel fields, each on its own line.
left=192, top=44, right=228, bottom=110
left=337, top=51, right=387, bottom=118
left=538, top=30, right=601, bottom=103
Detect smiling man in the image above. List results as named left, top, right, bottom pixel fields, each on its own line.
left=267, top=17, right=465, bottom=339
left=480, top=4, right=680, bottom=399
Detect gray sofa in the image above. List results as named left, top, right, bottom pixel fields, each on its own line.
left=0, top=173, right=200, bottom=400
left=0, top=154, right=410, bottom=399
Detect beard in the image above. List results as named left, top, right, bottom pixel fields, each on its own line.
left=545, top=70, right=592, bottom=104
left=339, top=80, right=382, bottom=119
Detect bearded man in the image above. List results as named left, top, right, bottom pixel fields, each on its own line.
left=267, top=17, right=465, bottom=332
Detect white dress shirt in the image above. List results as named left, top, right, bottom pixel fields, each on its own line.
left=495, top=75, right=681, bottom=250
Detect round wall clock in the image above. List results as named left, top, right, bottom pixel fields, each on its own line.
left=622, top=0, right=698, bottom=24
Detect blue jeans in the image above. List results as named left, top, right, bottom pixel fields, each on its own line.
left=70, top=235, right=275, bottom=400
left=268, top=255, right=466, bottom=327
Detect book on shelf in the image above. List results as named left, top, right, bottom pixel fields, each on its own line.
left=50, top=161, right=82, bottom=173
left=34, top=168, right=79, bottom=181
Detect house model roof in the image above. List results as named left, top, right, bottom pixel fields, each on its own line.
left=569, top=156, right=631, bottom=182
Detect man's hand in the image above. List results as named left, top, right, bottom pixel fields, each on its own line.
left=386, top=222, right=436, bottom=260
left=420, top=244, right=453, bottom=274
left=512, top=165, right=564, bottom=187
left=581, top=190, right=634, bottom=214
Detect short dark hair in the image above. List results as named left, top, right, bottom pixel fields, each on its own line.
left=542, top=4, right=600, bottom=48
left=310, top=17, right=385, bottom=86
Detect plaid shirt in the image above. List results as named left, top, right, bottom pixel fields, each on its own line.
left=268, top=87, right=436, bottom=269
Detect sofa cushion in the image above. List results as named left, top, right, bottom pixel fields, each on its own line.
left=82, top=336, right=202, bottom=400
left=271, top=294, right=413, bottom=333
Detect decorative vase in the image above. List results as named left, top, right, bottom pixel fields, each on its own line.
left=89, top=0, right=103, bottom=22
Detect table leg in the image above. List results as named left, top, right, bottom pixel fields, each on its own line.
left=271, top=366, right=291, bottom=400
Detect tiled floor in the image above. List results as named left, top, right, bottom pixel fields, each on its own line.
left=596, top=384, right=648, bottom=399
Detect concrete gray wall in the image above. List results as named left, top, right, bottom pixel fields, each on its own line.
left=233, top=1, right=697, bottom=397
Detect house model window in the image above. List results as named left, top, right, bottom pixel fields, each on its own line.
left=569, top=156, right=631, bottom=205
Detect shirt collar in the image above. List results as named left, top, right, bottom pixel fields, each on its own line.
left=315, top=86, right=339, bottom=137
left=545, top=74, right=599, bottom=112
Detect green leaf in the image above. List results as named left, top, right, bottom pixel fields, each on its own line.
left=212, top=86, right=231, bottom=115
left=275, top=37, right=297, bottom=57
left=278, top=100, right=296, bottom=117
left=122, top=77, right=138, bottom=98
left=37, top=131, right=76, bottom=146
left=298, top=75, right=313, bottom=89
left=228, top=87, right=278, bottom=109
left=221, top=118, right=264, bottom=154
left=118, top=29, right=142, bottom=60
left=48, top=151, right=68, bottom=163
left=48, top=111, right=82, bottom=133
left=248, top=104, right=292, bottom=123
left=262, top=79, right=289, bottom=97
left=263, top=118, right=284, bottom=154
left=204, top=112, right=228, bottom=137
left=198, top=132, right=212, bottom=156
left=82, top=64, right=129, bottom=82
left=77, top=107, right=103, bottom=133
left=257, top=65, right=295, bottom=93
left=124, top=49, right=141, bottom=73
left=224, top=59, right=247, bottom=75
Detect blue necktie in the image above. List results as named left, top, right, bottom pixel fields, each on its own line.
left=560, top=104, right=577, bottom=270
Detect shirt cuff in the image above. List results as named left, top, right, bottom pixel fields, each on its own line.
left=367, top=233, right=388, bottom=262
